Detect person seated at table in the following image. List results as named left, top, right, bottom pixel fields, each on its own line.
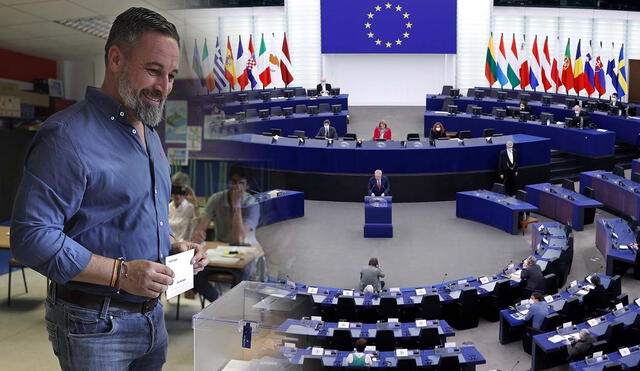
left=565, top=329, right=596, bottom=361
left=511, top=256, right=544, bottom=298
left=583, top=275, right=609, bottom=314
left=373, top=120, right=392, bottom=141
left=519, top=100, right=532, bottom=114
left=524, top=292, right=549, bottom=330
left=429, top=121, right=447, bottom=140
left=172, top=172, right=200, bottom=216
left=359, top=257, right=385, bottom=292
left=168, top=184, right=198, bottom=242
left=368, top=169, right=390, bottom=197
left=568, top=105, right=589, bottom=128
left=316, top=119, right=339, bottom=139
left=316, top=77, right=332, bottom=96
left=609, top=92, right=624, bottom=113
left=346, top=338, right=373, bottom=367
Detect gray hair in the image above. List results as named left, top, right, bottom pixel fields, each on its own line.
left=374, top=169, right=382, bottom=175
left=579, top=329, right=591, bottom=340
left=527, top=256, right=537, bottom=265
left=506, top=140, right=514, bottom=148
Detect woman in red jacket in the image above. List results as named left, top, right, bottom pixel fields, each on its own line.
left=373, top=120, right=392, bottom=141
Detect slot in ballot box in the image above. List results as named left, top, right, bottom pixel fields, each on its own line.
left=364, top=196, right=393, bottom=238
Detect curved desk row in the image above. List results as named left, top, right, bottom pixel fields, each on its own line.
left=222, top=94, right=349, bottom=115
left=570, top=344, right=640, bottom=370
left=426, top=95, right=640, bottom=145
left=525, top=183, right=603, bottom=231
left=580, top=170, right=640, bottom=220
left=424, top=112, right=616, bottom=159
left=191, top=133, right=551, bottom=202
left=595, top=218, right=637, bottom=277
left=455, top=189, right=538, bottom=234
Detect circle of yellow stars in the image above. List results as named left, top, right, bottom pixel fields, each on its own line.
left=365, top=2, right=411, bottom=48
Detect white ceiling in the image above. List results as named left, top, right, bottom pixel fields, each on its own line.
left=0, top=0, right=190, bottom=60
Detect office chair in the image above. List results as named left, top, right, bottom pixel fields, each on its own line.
left=416, top=327, right=443, bottom=349
left=294, top=87, right=306, bottom=96
left=522, top=313, right=561, bottom=354
left=293, top=130, right=306, bottom=138
left=441, top=85, right=453, bottom=95
left=396, top=358, right=418, bottom=370
left=602, top=363, right=623, bottom=371
left=466, top=88, right=475, bottom=97
left=293, top=293, right=318, bottom=318
left=543, top=273, right=558, bottom=295
left=606, top=275, right=622, bottom=297
left=613, top=164, right=626, bottom=178
left=336, top=297, right=357, bottom=322
left=458, top=130, right=472, bottom=139
left=491, top=183, right=506, bottom=195
left=295, top=104, right=307, bottom=114
left=441, top=97, right=454, bottom=111
left=581, top=186, right=595, bottom=199
left=357, top=306, right=378, bottom=323
left=603, top=321, right=624, bottom=352
left=437, top=354, right=460, bottom=370
left=378, top=297, right=399, bottom=320
left=482, top=128, right=495, bottom=137
left=374, top=329, right=395, bottom=351
left=558, top=297, right=584, bottom=324
left=270, top=106, right=282, bottom=116
left=407, top=133, right=420, bottom=141
left=561, top=179, right=576, bottom=192
left=445, top=287, right=479, bottom=330
left=632, top=172, right=640, bottom=183
left=343, top=133, right=357, bottom=141
left=480, top=279, right=512, bottom=322
left=302, top=357, right=324, bottom=371
left=331, top=329, right=354, bottom=351
left=418, top=293, right=442, bottom=320
left=318, top=103, right=331, bottom=113
left=245, top=108, right=258, bottom=118
left=590, top=340, right=608, bottom=355
left=270, top=128, right=282, bottom=136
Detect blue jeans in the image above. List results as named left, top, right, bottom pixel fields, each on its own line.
left=45, top=288, right=168, bottom=371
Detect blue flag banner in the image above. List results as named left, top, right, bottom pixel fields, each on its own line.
left=321, top=0, right=456, bottom=54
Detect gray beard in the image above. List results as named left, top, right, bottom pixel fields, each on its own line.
left=117, top=70, right=166, bottom=127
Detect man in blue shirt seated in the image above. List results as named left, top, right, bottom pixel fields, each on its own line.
left=524, top=292, right=549, bottom=330
left=10, top=7, right=208, bottom=371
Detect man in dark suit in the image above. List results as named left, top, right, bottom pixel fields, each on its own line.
left=316, top=119, right=339, bottom=139
left=499, top=140, right=518, bottom=196
left=565, top=329, right=596, bottom=361
left=317, top=78, right=332, bottom=96
left=569, top=105, right=590, bottom=128
left=368, top=169, right=390, bottom=196
left=609, top=92, right=625, bottom=115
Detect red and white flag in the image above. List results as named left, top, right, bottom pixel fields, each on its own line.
left=280, top=33, right=294, bottom=87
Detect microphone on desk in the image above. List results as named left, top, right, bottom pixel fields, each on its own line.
left=439, top=272, right=448, bottom=287
left=509, top=360, right=520, bottom=371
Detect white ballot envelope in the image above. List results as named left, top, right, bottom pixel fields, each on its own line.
left=165, top=249, right=194, bottom=299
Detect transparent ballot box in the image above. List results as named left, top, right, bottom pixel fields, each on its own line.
left=193, top=280, right=302, bottom=370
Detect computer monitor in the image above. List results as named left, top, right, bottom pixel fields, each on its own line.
left=564, top=117, right=574, bottom=127
left=270, top=128, right=282, bottom=136
left=519, top=111, right=531, bottom=122
left=330, top=88, right=340, bottom=97
left=471, top=106, right=483, bottom=117
left=474, top=89, right=484, bottom=100
left=495, top=108, right=506, bottom=120
left=307, top=89, right=317, bottom=97
left=331, top=104, right=342, bottom=115
left=236, top=111, right=246, bottom=121
left=283, top=89, right=294, bottom=99
left=519, top=93, right=530, bottom=102
left=496, top=91, right=507, bottom=101
left=541, top=95, right=552, bottom=106
left=283, top=107, right=293, bottom=117
left=565, top=97, right=577, bottom=108
left=237, top=93, right=248, bottom=103
left=449, top=88, right=460, bottom=98
left=540, top=112, right=554, bottom=125
left=258, top=109, right=270, bottom=120
left=447, top=104, right=458, bottom=115
left=506, top=106, right=520, bottom=118
left=307, top=105, right=318, bottom=116
left=260, top=91, right=271, bottom=102
left=407, top=133, right=420, bottom=141
left=583, top=101, right=597, bottom=112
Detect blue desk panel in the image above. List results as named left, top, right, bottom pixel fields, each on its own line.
left=633, top=159, right=640, bottom=174
left=223, top=94, right=349, bottom=115
left=570, top=346, right=640, bottom=370
left=456, top=190, right=538, bottom=234
left=595, top=218, right=636, bottom=276
left=525, top=183, right=603, bottom=230
left=276, top=318, right=454, bottom=339
left=424, top=112, right=615, bottom=157
left=256, top=190, right=305, bottom=228
left=580, top=170, right=640, bottom=220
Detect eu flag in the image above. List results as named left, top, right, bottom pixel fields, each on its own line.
left=321, top=0, right=457, bottom=54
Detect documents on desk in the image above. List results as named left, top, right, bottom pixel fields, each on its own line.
left=206, top=245, right=257, bottom=264
left=165, top=249, right=194, bottom=299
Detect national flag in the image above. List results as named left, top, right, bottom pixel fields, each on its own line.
left=529, top=35, right=542, bottom=90
left=192, top=39, right=205, bottom=88
left=236, top=36, right=248, bottom=90
left=506, top=34, right=521, bottom=88
left=484, top=33, right=498, bottom=86
left=519, top=35, right=530, bottom=89
left=594, top=41, right=606, bottom=96
left=540, top=36, right=553, bottom=91
left=280, top=32, right=294, bottom=87
left=496, top=33, right=509, bottom=87
left=246, top=35, right=258, bottom=89
left=561, top=38, right=574, bottom=93
left=268, top=33, right=281, bottom=87
left=551, top=37, right=562, bottom=92
left=224, top=36, right=237, bottom=89
left=617, top=44, right=628, bottom=98
left=606, top=42, right=619, bottom=96
left=584, top=41, right=595, bottom=96
left=258, top=33, right=272, bottom=88
left=573, top=39, right=584, bottom=94
left=213, top=37, right=227, bottom=92
left=201, top=38, right=216, bottom=92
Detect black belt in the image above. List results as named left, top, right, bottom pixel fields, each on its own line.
left=55, top=284, right=159, bottom=314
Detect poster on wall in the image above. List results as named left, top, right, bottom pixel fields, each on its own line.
left=164, top=100, right=188, bottom=143
left=203, top=105, right=227, bottom=140
left=167, top=147, right=188, bottom=166
left=187, top=126, right=202, bottom=151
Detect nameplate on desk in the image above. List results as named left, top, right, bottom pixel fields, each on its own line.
left=562, top=321, right=572, bottom=328
left=444, top=342, right=456, bottom=348
left=311, top=347, right=324, bottom=356
left=365, top=346, right=376, bottom=351
left=395, top=349, right=408, bottom=357
left=542, top=238, right=549, bottom=245
left=284, top=342, right=296, bottom=349
left=616, top=302, right=624, bottom=310
left=338, top=322, right=349, bottom=329
left=620, top=347, right=631, bottom=356
left=342, top=290, right=353, bottom=297
left=538, top=225, right=544, bottom=231
left=457, top=280, right=467, bottom=285
left=307, top=287, right=318, bottom=294
left=415, top=319, right=427, bottom=327
left=311, top=316, right=323, bottom=322
left=596, top=129, right=608, bottom=132
left=635, top=298, right=640, bottom=307
left=570, top=280, right=578, bottom=287
left=479, top=276, right=490, bottom=284
left=415, top=288, right=427, bottom=296
left=587, top=318, right=600, bottom=327
left=619, top=244, right=629, bottom=250
left=544, top=295, right=554, bottom=303
left=388, top=318, right=399, bottom=323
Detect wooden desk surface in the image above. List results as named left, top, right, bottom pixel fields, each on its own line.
left=203, top=241, right=264, bottom=269
left=0, top=226, right=9, bottom=250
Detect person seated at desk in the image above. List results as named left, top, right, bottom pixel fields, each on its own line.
left=609, top=92, right=624, bottom=113
left=317, top=119, right=339, bottom=139
left=584, top=275, right=609, bottom=314
left=519, top=100, right=532, bottom=114
left=568, top=105, right=589, bottom=128
left=346, top=338, right=373, bottom=367
left=524, top=292, right=549, bottom=330
left=429, top=121, right=447, bottom=140
left=511, top=256, right=544, bottom=298
left=359, top=257, right=385, bottom=292
left=168, top=184, right=198, bottom=242
left=368, top=169, right=390, bottom=197
left=565, top=329, right=596, bottom=361
left=373, top=120, right=392, bottom=141
left=317, top=77, right=332, bottom=96
left=191, top=165, right=260, bottom=302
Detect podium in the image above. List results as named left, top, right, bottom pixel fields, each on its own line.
left=364, top=196, right=393, bottom=238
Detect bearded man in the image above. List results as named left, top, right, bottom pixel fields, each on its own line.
left=10, top=7, right=207, bottom=371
